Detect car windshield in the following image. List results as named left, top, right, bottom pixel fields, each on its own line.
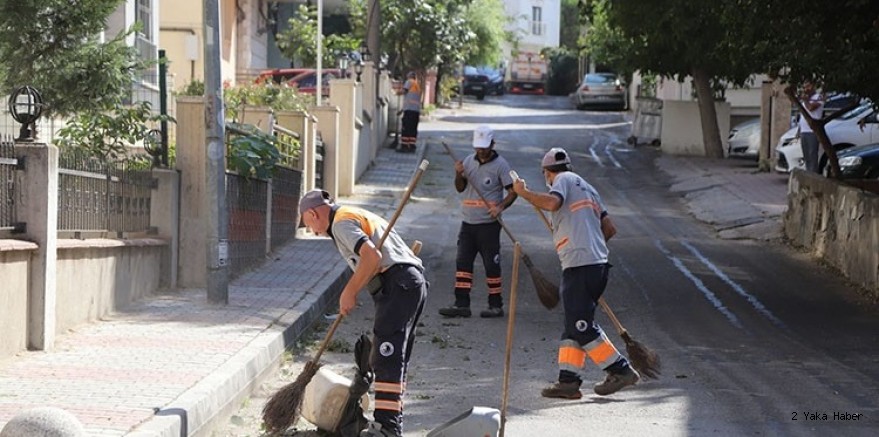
left=838, top=103, right=874, bottom=120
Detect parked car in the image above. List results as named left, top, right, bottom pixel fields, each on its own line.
left=570, top=73, right=627, bottom=110
left=287, top=69, right=342, bottom=96
left=462, top=66, right=505, bottom=100
left=727, top=118, right=761, bottom=160
left=255, top=68, right=312, bottom=85
left=775, top=102, right=878, bottom=173
left=830, top=143, right=879, bottom=179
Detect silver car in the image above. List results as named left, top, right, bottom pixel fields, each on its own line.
left=727, top=118, right=761, bottom=160
left=571, top=73, right=627, bottom=110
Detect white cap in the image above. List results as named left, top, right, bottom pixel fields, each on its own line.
left=542, top=147, right=571, bottom=168
left=472, top=125, right=494, bottom=149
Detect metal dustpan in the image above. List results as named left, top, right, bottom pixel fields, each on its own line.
left=426, top=406, right=500, bottom=437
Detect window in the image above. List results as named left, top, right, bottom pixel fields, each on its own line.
left=136, top=0, right=152, bottom=40
left=531, top=7, right=543, bottom=36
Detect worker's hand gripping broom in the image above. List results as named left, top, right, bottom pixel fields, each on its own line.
left=510, top=170, right=661, bottom=379
left=262, top=159, right=430, bottom=435
left=442, top=142, right=559, bottom=309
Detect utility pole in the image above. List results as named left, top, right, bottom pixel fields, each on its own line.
left=316, top=0, right=323, bottom=106
left=203, top=0, right=229, bottom=304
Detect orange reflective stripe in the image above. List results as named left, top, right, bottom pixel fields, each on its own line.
left=462, top=199, right=488, bottom=208
left=456, top=271, right=474, bottom=279
left=488, top=287, right=502, bottom=295
left=335, top=208, right=375, bottom=237
left=455, top=282, right=472, bottom=289
left=486, top=277, right=502, bottom=285
left=570, top=199, right=600, bottom=215
left=558, top=346, right=587, bottom=367
left=586, top=341, right=617, bottom=365
left=374, top=399, right=402, bottom=412
left=374, top=381, right=404, bottom=394
left=555, top=237, right=570, bottom=251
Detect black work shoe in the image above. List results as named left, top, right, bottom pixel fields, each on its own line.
left=438, top=305, right=471, bottom=318
left=593, top=366, right=640, bottom=396
left=541, top=381, right=582, bottom=399
left=479, top=307, right=504, bottom=318
left=360, top=421, right=398, bottom=437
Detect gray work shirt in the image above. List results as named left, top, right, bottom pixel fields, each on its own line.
left=330, top=205, right=422, bottom=273
left=460, top=152, right=513, bottom=224
left=548, top=171, right=609, bottom=269
left=402, top=79, right=422, bottom=112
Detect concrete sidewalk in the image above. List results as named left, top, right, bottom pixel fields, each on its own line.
left=656, top=155, right=790, bottom=240
left=0, top=143, right=428, bottom=437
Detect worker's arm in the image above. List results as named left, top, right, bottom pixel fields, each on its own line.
left=454, top=160, right=467, bottom=192
left=339, top=239, right=383, bottom=316
left=601, top=214, right=617, bottom=242
left=512, top=178, right=562, bottom=211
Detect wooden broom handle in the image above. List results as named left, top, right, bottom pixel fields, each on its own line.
left=377, top=159, right=429, bottom=249
left=500, top=243, right=521, bottom=437
left=517, top=174, right=629, bottom=336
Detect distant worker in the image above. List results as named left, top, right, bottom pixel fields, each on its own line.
left=439, top=125, right=517, bottom=319
left=512, top=148, right=639, bottom=399
left=396, top=71, right=422, bottom=153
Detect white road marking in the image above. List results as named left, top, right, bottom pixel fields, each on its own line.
left=589, top=137, right=604, bottom=167
left=681, top=241, right=786, bottom=329
left=604, top=145, right=623, bottom=169
left=655, top=240, right=743, bottom=330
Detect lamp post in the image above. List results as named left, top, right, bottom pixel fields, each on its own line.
left=337, top=52, right=350, bottom=79
left=354, top=60, right=364, bottom=83
left=8, top=86, right=43, bottom=142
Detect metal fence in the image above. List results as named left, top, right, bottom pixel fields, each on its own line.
left=58, top=150, right=155, bottom=236
left=226, top=172, right=268, bottom=278
left=271, top=166, right=302, bottom=250
left=0, top=138, right=20, bottom=232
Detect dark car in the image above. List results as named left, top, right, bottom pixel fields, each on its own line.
left=833, top=142, right=879, bottom=179
left=462, top=66, right=505, bottom=100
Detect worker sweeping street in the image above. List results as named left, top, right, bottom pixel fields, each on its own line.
left=299, top=189, right=428, bottom=437
left=511, top=148, right=639, bottom=399
left=439, top=125, right=517, bottom=319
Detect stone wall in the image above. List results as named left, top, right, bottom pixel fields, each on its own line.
left=784, top=170, right=879, bottom=297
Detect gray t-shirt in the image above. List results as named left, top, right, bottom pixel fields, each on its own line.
left=460, top=152, right=513, bottom=224
left=548, top=171, right=609, bottom=269
left=330, top=205, right=422, bottom=273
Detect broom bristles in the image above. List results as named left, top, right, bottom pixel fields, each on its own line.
left=262, top=360, right=322, bottom=435
left=621, top=331, right=661, bottom=379
left=520, top=253, right=560, bottom=309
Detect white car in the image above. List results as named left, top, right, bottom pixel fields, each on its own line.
left=775, top=102, right=878, bottom=173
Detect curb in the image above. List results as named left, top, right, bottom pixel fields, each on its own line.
left=128, top=263, right=350, bottom=437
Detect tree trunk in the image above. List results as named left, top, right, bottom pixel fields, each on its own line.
left=691, top=68, right=724, bottom=158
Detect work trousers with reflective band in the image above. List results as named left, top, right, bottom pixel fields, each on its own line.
left=371, top=264, right=428, bottom=436
left=557, top=263, right=627, bottom=383
left=401, top=110, right=420, bottom=148
left=454, top=221, right=503, bottom=308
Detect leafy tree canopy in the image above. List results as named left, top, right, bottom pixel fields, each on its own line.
left=0, top=0, right=145, bottom=117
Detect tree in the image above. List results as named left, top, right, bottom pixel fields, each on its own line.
left=723, top=0, right=879, bottom=177
left=582, top=0, right=758, bottom=158
left=0, top=0, right=144, bottom=117
left=275, top=4, right=360, bottom=68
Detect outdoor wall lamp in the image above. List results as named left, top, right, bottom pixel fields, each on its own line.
left=8, top=85, right=43, bottom=142
left=337, top=52, right=350, bottom=78
left=360, top=42, right=372, bottom=64
left=354, top=60, right=364, bottom=82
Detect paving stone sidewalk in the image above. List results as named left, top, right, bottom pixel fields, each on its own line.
left=0, top=142, right=428, bottom=437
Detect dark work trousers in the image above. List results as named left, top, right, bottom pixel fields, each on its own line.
left=558, top=263, right=628, bottom=383
left=800, top=132, right=820, bottom=173
left=371, top=264, right=428, bottom=437
left=454, top=221, right=503, bottom=308
left=400, top=110, right=420, bottom=150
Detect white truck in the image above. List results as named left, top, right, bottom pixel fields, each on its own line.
left=507, top=51, right=547, bottom=95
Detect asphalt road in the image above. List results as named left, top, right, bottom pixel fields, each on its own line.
left=216, top=94, right=879, bottom=437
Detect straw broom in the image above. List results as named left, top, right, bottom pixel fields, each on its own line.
left=441, top=142, right=559, bottom=309
left=262, top=160, right=430, bottom=435
left=511, top=170, right=661, bottom=379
